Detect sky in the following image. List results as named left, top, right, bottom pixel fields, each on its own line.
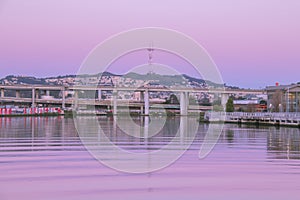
left=0, top=0, right=299, bottom=88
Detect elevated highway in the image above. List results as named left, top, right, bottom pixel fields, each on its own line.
left=0, top=84, right=264, bottom=115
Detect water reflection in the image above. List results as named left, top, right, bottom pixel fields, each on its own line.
left=1, top=116, right=300, bottom=200
left=98, top=116, right=187, bottom=146
left=0, top=116, right=300, bottom=161
left=225, top=129, right=234, bottom=144
left=267, top=127, right=300, bottom=160
left=220, top=125, right=300, bottom=160
left=74, top=116, right=200, bottom=173
left=0, top=117, right=79, bottom=152
left=0, top=117, right=78, bottom=139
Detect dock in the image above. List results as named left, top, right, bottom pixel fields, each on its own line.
left=205, top=112, right=300, bottom=127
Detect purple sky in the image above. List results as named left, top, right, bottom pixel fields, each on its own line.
left=0, top=0, right=299, bottom=88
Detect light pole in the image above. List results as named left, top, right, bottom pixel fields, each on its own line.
left=286, top=87, right=290, bottom=113
left=279, top=103, right=283, bottom=112
left=269, top=103, right=273, bottom=112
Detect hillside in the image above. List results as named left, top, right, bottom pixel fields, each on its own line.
left=0, top=72, right=232, bottom=89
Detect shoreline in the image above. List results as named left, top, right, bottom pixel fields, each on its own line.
left=0, top=113, right=63, bottom=117
left=200, top=119, right=300, bottom=128
left=2, top=112, right=300, bottom=129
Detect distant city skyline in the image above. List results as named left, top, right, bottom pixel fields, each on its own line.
left=0, top=0, right=299, bottom=89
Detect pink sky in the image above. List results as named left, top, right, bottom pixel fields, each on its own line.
left=0, top=0, right=299, bottom=88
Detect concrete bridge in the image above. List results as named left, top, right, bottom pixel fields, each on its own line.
left=0, top=84, right=264, bottom=115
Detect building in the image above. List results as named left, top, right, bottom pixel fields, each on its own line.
left=266, top=83, right=300, bottom=112
left=233, top=99, right=267, bottom=112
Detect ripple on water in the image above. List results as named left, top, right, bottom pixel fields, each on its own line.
left=0, top=117, right=300, bottom=200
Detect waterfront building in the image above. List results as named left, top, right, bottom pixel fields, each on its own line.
left=266, top=83, right=300, bottom=112
left=233, top=99, right=267, bottom=112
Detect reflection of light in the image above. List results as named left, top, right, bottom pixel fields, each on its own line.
left=286, top=87, right=290, bottom=113
left=287, top=141, right=290, bottom=159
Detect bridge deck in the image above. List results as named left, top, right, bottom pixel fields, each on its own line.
left=0, top=84, right=265, bottom=94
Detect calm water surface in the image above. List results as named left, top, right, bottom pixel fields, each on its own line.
left=0, top=116, right=300, bottom=200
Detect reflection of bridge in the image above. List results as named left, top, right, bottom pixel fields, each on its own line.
left=0, top=84, right=264, bottom=115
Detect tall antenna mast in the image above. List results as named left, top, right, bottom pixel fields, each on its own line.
left=147, top=42, right=154, bottom=74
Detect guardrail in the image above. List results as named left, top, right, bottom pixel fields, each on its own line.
left=204, top=112, right=300, bottom=126
left=226, top=112, right=300, bottom=120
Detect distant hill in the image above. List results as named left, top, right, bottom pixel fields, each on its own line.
left=123, top=72, right=188, bottom=87
left=0, top=72, right=235, bottom=89
left=0, top=75, right=49, bottom=85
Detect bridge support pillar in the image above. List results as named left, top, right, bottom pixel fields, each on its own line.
left=180, top=92, right=189, bottom=115
left=221, top=93, right=229, bottom=110
left=62, top=88, right=66, bottom=110
left=74, top=90, right=79, bottom=110
left=16, top=90, right=20, bottom=98
left=113, top=90, right=118, bottom=115
left=144, top=90, right=149, bottom=115
left=35, top=89, right=39, bottom=100
left=1, top=88, right=4, bottom=98
left=31, top=88, right=36, bottom=108
left=140, top=91, right=144, bottom=102
left=98, top=89, right=102, bottom=101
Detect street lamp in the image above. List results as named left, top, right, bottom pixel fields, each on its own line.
left=279, top=103, right=283, bottom=112
left=269, top=103, right=273, bottom=112
left=286, top=87, right=290, bottom=113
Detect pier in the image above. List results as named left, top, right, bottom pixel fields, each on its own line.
left=205, top=112, right=300, bottom=127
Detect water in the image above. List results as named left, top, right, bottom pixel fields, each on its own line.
left=0, top=116, right=300, bottom=200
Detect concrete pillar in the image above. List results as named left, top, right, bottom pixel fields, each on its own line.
left=98, top=89, right=102, bottom=101
left=221, top=93, right=229, bottom=110
left=62, top=88, right=66, bottom=110
left=180, top=92, right=186, bottom=115
left=144, top=90, right=149, bottom=115
left=186, top=92, right=189, bottom=112
left=46, top=90, right=50, bottom=96
left=74, top=90, right=79, bottom=110
left=35, top=89, right=39, bottom=100
left=140, top=106, right=144, bottom=115
left=113, top=90, right=118, bottom=115
left=31, top=88, right=36, bottom=108
left=140, top=91, right=144, bottom=102
left=180, top=92, right=188, bottom=115
left=16, top=90, right=20, bottom=98
left=1, top=88, right=4, bottom=98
